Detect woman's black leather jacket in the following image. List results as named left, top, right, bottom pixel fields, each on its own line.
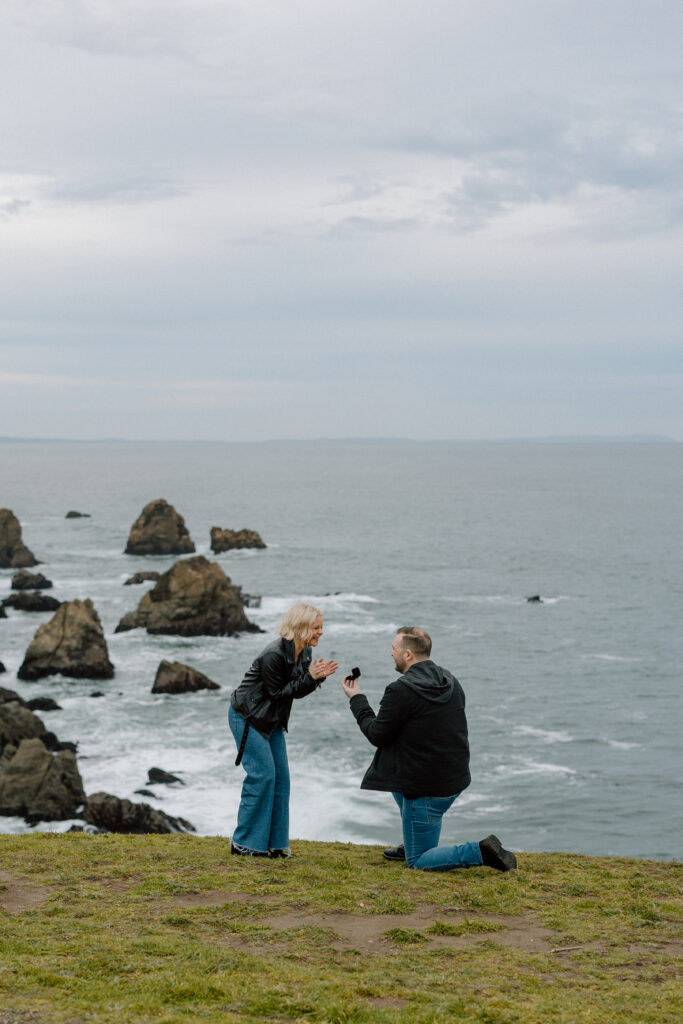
left=230, top=636, right=320, bottom=737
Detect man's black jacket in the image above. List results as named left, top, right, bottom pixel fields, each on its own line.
left=349, top=660, right=471, bottom=798
left=230, top=637, right=319, bottom=737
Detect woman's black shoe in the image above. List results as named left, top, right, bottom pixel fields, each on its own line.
left=382, top=844, right=406, bottom=862
left=231, top=842, right=269, bottom=857
left=269, top=849, right=292, bottom=858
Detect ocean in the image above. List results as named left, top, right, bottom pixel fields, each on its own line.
left=1, top=439, right=681, bottom=860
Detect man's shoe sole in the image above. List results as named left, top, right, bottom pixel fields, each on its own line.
left=382, top=846, right=406, bottom=862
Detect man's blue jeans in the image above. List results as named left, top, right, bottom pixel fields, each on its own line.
left=229, top=705, right=290, bottom=853
left=392, top=792, right=484, bottom=871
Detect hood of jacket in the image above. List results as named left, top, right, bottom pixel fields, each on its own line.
left=399, top=660, right=455, bottom=703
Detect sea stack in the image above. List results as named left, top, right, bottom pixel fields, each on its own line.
left=0, top=738, right=85, bottom=823
left=0, top=509, right=39, bottom=569
left=82, top=792, right=195, bottom=834
left=115, top=555, right=257, bottom=636
left=152, top=660, right=221, bottom=694
left=11, top=570, right=53, bottom=591
left=210, top=526, right=266, bottom=552
left=124, top=499, right=195, bottom=556
left=17, top=598, right=115, bottom=681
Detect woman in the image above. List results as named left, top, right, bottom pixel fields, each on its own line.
left=228, top=603, right=338, bottom=857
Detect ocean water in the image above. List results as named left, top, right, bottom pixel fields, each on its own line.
left=1, top=439, right=681, bottom=861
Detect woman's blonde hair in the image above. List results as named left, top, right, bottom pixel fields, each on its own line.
left=278, top=602, right=323, bottom=644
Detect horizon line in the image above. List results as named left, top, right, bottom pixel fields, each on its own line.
left=1, top=434, right=680, bottom=445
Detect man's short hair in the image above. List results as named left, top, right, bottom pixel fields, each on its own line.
left=396, top=626, right=432, bottom=659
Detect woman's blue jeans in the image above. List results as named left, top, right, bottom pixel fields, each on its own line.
left=229, top=705, right=290, bottom=853
left=392, top=792, right=484, bottom=871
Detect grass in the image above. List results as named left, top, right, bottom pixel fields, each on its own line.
left=0, top=834, right=680, bottom=1023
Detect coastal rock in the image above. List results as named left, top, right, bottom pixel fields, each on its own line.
left=0, top=509, right=39, bottom=568
left=11, top=570, right=53, bottom=591
left=210, top=526, right=266, bottom=552
left=152, top=660, right=221, bottom=694
left=0, top=737, right=85, bottom=823
left=0, top=700, right=45, bottom=750
left=124, top=499, right=195, bottom=556
left=241, top=593, right=262, bottom=608
left=115, top=556, right=258, bottom=637
left=3, top=592, right=62, bottom=613
left=124, top=571, right=161, bottom=586
left=0, top=698, right=71, bottom=755
left=17, top=598, right=115, bottom=682
left=26, top=697, right=62, bottom=712
left=82, top=791, right=195, bottom=834
left=0, top=659, right=5, bottom=671
left=147, top=767, right=184, bottom=785
left=0, top=607, right=6, bottom=619
left=66, top=511, right=91, bottom=518
left=1, top=687, right=25, bottom=706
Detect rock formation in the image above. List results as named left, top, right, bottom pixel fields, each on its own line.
left=82, top=792, right=195, bottom=834
left=0, top=509, right=39, bottom=568
left=124, top=499, right=195, bottom=556
left=152, top=660, right=220, bottom=694
left=0, top=661, right=6, bottom=673
left=210, top=526, right=266, bottom=552
left=3, top=592, right=62, bottom=613
left=0, top=699, right=46, bottom=750
left=11, top=570, right=53, bottom=590
left=124, top=571, right=161, bottom=586
left=26, top=697, right=62, bottom=712
left=0, top=694, right=73, bottom=753
left=0, top=738, right=85, bottom=823
left=17, top=598, right=114, bottom=681
left=115, top=555, right=257, bottom=636
left=66, top=511, right=91, bottom=518
left=148, top=767, right=184, bottom=785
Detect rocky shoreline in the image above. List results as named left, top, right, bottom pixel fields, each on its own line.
left=0, top=500, right=266, bottom=834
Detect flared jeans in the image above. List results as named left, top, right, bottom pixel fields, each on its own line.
left=228, top=705, right=290, bottom=853
left=392, top=792, right=484, bottom=871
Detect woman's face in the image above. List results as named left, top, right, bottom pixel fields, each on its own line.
left=308, top=616, right=324, bottom=646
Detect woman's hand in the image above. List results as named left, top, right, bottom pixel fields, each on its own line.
left=341, top=675, right=362, bottom=699
left=310, top=658, right=339, bottom=681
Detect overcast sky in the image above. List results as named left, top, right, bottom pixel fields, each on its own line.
left=1, top=0, right=682, bottom=441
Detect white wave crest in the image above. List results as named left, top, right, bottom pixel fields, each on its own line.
left=494, top=759, right=577, bottom=777
left=515, top=725, right=574, bottom=744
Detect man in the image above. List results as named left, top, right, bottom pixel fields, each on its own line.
left=342, top=626, right=517, bottom=872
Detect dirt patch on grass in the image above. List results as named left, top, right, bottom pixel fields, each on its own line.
left=82, top=876, right=134, bottom=895
left=0, top=872, right=51, bottom=915
left=0, top=1012, right=45, bottom=1024
left=367, top=996, right=409, bottom=1009
left=257, top=906, right=558, bottom=954
left=172, top=889, right=275, bottom=907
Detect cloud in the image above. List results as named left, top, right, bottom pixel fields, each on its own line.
left=7, top=0, right=247, bottom=65
left=0, top=198, right=31, bottom=218
left=49, top=175, right=188, bottom=205
left=0, top=1, right=682, bottom=440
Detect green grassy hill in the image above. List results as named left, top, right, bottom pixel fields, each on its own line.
left=0, top=835, right=680, bottom=1023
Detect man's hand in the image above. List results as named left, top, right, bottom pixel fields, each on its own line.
left=341, top=675, right=362, bottom=699
left=310, top=658, right=338, bottom=681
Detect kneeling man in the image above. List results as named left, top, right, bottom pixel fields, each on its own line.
left=342, top=626, right=516, bottom=872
